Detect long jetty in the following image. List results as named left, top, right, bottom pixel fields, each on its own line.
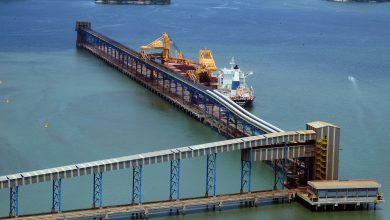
left=75, top=21, right=284, bottom=138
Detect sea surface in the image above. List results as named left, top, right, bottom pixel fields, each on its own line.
left=0, top=0, right=389, bottom=219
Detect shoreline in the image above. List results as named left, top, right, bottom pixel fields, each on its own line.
left=95, top=0, right=171, bottom=5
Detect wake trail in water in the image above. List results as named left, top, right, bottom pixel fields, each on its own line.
left=348, top=75, right=358, bottom=89
left=347, top=75, right=377, bottom=144
left=348, top=75, right=365, bottom=131
left=206, top=3, right=240, bottom=11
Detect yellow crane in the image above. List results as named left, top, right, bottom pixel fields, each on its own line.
left=140, top=32, right=184, bottom=64
left=199, top=49, right=217, bottom=72
left=140, top=33, right=218, bottom=75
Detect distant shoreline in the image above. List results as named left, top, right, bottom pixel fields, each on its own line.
left=330, top=0, right=389, bottom=2
left=95, top=0, right=170, bottom=5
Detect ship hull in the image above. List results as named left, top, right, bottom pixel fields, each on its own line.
left=231, top=98, right=254, bottom=107
left=164, top=61, right=255, bottom=107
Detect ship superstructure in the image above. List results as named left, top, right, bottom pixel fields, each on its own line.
left=214, top=57, right=254, bottom=107
left=140, top=33, right=255, bottom=107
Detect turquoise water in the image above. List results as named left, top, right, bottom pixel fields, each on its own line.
left=0, top=0, right=389, bottom=219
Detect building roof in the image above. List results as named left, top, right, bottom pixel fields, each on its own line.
left=307, top=121, right=338, bottom=129
left=308, top=180, right=381, bottom=190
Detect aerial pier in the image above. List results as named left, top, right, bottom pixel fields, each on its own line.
left=75, top=21, right=282, bottom=139
left=0, top=22, right=383, bottom=219
left=0, top=129, right=339, bottom=219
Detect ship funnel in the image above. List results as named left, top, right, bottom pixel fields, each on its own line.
left=231, top=68, right=240, bottom=90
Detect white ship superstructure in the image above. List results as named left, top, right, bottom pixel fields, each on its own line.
left=213, top=57, right=255, bottom=107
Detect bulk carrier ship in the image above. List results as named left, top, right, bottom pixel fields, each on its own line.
left=140, top=33, right=255, bottom=107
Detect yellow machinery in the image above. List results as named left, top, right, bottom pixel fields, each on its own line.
left=140, top=32, right=171, bottom=63
left=140, top=33, right=217, bottom=81
left=314, top=138, right=327, bottom=180
left=199, top=50, right=218, bottom=72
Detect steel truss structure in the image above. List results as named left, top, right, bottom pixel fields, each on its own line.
left=240, top=149, right=253, bottom=193
left=205, top=153, right=217, bottom=197
left=52, top=179, right=62, bottom=213
left=132, top=165, right=143, bottom=204
left=93, top=172, right=103, bottom=208
left=9, top=186, right=18, bottom=217
left=169, top=159, right=181, bottom=200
